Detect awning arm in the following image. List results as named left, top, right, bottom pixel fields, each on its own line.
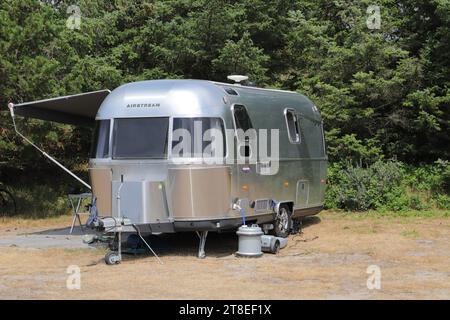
left=7, top=103, right=91, bottom=190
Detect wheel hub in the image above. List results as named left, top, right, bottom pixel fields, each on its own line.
left=277, top=208, right=289, bottom=232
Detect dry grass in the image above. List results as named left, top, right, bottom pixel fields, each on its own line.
left=0, top=215, right=73, bottom=236
left=1, top=210, right=450, bottom=299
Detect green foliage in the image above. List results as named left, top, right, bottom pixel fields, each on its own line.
left=13, top=183, right=71, bottom=217
left=212, top=32, right=270, bottom=84
left=326, top=132, right=384, bottom=164
left=1, top=0, right=449, bottom=165
left=326, top=160, right=405, bottom=211
left=434, top=194, right=450, bottom=210
left=405, top=159, right=450, bottom=194
left=281, top=0, right=450, bottom=163
left=326, top=160, right=450, bottom=212
left=0, top=1, right=449, bottom=214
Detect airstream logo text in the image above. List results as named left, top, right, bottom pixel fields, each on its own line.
left=126, top=103, right=160, bottom=108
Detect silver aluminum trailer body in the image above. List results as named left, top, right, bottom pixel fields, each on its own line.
left=88, top=79, right=327, bottom=235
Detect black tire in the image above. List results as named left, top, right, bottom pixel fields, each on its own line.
left=273, top=206, right=292, bottom=238
left=0, top=188, right=17, bottom=216
left=105, top=252, right=121, bottom=265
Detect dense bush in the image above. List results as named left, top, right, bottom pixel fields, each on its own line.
left=405, top=159, right=450, bottom=195
left=325, top=160, right=450, bottom=211
left=0, top=166, right=87, bottom=217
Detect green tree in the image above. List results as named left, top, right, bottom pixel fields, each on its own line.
left=0, top=0, right=449, bottom=204
left=212, top=32, right=269, bottom=84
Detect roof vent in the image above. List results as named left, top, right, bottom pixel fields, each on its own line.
left=227, top=75, right=249, bottom=84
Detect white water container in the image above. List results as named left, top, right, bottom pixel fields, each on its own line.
left=236, top=224, right=263, bottom=257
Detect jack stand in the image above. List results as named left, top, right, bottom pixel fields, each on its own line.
left=105, top=222, right=123, bottom=265
left=105, top=175, right=124, bottom=265
left=196, top=231, right=208, bottom=259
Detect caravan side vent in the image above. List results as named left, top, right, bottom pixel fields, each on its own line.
left=254, top=199, right=270, bottom=213
left=224, top=88, right=238, bottom=95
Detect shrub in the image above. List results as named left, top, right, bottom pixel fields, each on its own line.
left=325, top=159, right=448, bottom=212
left=408, top=194, right=431, bottom=211
left=325, top=160, right=405, bottom=211
left=405, top=159, right=450, bottom=194
left=435, top=194, right=450, bottom=210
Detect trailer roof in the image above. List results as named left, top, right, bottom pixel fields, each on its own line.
left=212, top=81, right=299, bottom=95
left=10, top=79, right=318, bottom=124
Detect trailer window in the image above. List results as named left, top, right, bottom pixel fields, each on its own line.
left=112, top=117, right=169, bottom=159
left=90, top=120, right=110, bottom=158
left=172, top=117, right=226, bottom=158
left=285, top=109, right=301, bottom=144
left=320, top=122, right=326, bottom=156
left=232, top=105, right=253, bottom=132
left=299, top=118, right=326, bottom=157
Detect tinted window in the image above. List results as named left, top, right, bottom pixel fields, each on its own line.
left=321, top=122, right=326, bottom=156
left=90, top=120, right=110, bottom=158
left=285, top=109, right=301, bottom=143
left=299, top=118, right=325, bottom=157
left=225, top=88, right=238, bottom=95
left=112, top=118, right=169, bottom=159
left=172, top=117, right=226, bottom=157
left=233, top=105, right=253, bottom=132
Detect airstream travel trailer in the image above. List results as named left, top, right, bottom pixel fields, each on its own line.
left=8, top=79, right=327, bottom=260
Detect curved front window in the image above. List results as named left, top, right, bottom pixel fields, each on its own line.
left=112, top=117, right=169, bottom=159
left=90, top=120, right=110, bottom=158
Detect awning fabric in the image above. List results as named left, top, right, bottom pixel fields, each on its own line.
left=12, top=90, right=110, bottom=125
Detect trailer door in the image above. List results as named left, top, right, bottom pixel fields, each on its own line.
left=231, top=104, right=257, bottom=202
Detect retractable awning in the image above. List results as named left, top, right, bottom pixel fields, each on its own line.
left=11, top=89, right=110, bottom=125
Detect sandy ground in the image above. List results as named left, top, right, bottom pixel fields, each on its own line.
left=0, top=211, right=449, bottom=299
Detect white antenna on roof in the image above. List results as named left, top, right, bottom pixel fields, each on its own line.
left=227, top=75, right=248, bottom=85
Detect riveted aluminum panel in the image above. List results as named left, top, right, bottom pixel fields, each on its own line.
left=111, top=180, right=170, bottom=224
left=89, top=167, right=112, bottom=216
left=167, top=166, right=232, bottom=220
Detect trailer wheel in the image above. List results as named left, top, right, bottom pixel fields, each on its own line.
left=105, top=252, right=121, bottom=265
left=273, top=206, right=292, bottom=238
